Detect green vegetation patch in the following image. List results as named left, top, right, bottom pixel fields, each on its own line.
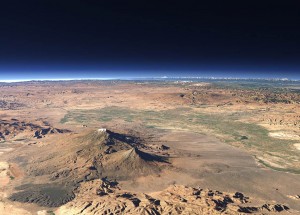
left=61, top=106, right=300, bottom=173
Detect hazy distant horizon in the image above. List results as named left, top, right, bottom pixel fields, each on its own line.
left=1, top=71, right=299, bottom=82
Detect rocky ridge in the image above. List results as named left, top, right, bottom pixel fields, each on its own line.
left=0, top=119, right=70, bottom=141
left=57, top=178, right=294, bottom=215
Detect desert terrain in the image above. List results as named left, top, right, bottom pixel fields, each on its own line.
left=0, top=79, right=299, bottom=214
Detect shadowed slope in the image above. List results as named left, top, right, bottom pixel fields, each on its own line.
left=9, top=129, right=169, bottom=207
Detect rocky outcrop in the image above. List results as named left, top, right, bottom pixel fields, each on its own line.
left=34, top=127, right=70, bottom=139
left=262, top=114, right=300, bottom=129
left=0, top=100, right=26, bottom=110
left=56, top=178, right=294, bottom=215
left=0, top=119, right=70, bottom=140
left=0, top=119, right=42, bottom=140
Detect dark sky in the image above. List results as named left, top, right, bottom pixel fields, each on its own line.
left=0, top=1, right=300, bottom=79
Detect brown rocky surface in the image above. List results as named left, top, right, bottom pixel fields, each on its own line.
left=0, top=119, right=70, bottom=141
left=56, top=178, right=295, bottom=215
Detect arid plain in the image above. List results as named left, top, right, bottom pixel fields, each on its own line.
left=0, top=80, right=300, bottom=214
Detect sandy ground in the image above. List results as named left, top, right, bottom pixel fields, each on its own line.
left=0, top=143, right=49, bottom=215
left=0, top=162, right=9, bottom=188
left=166, top=132, right=300, bottom=210
left=294, top=143, right=300, bottom=151
left=269, top=131, right=300, bottom=140
left=0, top=160, right=32, bottom=215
